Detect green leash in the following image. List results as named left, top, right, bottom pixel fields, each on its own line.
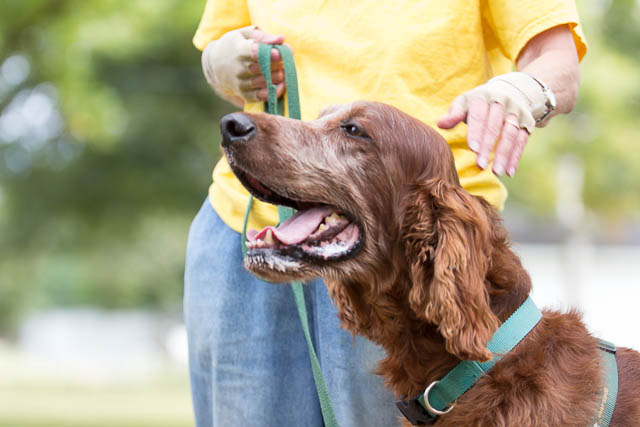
left=240, top=43, right=339, bottom=427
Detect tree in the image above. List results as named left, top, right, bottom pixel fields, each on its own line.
left=0, top=0, right=233, bottom=333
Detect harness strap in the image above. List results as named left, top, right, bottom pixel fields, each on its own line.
left=397, top=297, right=620, bottom=426
left=595, top=339, right=618, bottom=427
left=397, top=296, right=542, bottom=425
left=241, top=43, right=339, bottom=427
left=424, top=296, right=542, bottom=414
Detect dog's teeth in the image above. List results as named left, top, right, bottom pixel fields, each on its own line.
left=264, top=229, right=274, bottom=245
left=317, top=223, right=327, bottom=232
left=326, top=212, right=340, bottom=225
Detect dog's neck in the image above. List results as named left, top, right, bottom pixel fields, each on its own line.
left=328, top=241, right=532, bottom=400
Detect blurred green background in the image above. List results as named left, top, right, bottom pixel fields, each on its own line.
left=0, top=0, right=233, bottom=338
left=0, top=0, right=639, bottom=426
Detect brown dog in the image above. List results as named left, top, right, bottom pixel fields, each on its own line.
left=220, top=101, right=640, bottom=426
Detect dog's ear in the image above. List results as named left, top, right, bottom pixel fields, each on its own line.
left=403, top=179, right=499, bottom=361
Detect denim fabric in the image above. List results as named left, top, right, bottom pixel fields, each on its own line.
left=184, top=198, right=399, bottom=427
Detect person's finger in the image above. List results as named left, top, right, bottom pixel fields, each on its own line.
left=243, top=70, right=284, bottom=90
left=238, top=80, right=253, bottom=94
left=492, top=114, right=520, bottom=176
left=251, top=43, right=283, bottom=62
left=248, top=61, right=283, bottom=75
left=476, top=102, right=505, bottom=170
left=256, top=87, right=268, bottom=101
left=271, top=69, right=285, bottom=85
left=256, top=82, right=286, bottom=102
left=246, top=70, right=284, bottom=89
left=250, top=28, right=285, bottom=45
left=437, top=98, right=467, bottom=130
left=249, top=39, right=293, bottom=61
left=268, top=47, right=282, bottom=62
left=506, top=128, right=530, bottom=177
left=249, top=75, right=267, bottom=90
left=465, top=98, right=489, bottom=165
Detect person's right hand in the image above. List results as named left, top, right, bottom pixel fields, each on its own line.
left=201, top=26, right=288, bottom=107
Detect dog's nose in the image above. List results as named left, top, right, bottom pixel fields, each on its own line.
left=220, top=113, right=256, bottom=147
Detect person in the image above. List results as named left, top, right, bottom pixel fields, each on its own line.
left=185, top=1, right=587, bottom=426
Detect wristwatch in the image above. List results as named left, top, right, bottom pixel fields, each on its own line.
left=525, top=73, right=556, bottom=124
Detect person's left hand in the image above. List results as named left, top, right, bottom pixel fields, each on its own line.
left=438, top=26, right=581, bottom=178
left=437, top=74, right=539, bottom=177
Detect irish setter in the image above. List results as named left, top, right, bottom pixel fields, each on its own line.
left=219, top=101, right=640, bottom=426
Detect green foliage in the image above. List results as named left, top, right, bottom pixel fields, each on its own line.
left=0, top=0, right=234, bottom=333
left=505, top=0, right=640, bottom=220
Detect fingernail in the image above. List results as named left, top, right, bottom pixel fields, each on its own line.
left=493, top=163, right=505, bottom=176
left=477, top=157, right=488, bottom=169
left=508, top=167, right=516, bottom=177
left=468, top=140, right=479, bottom=152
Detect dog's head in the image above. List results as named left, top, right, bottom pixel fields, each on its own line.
left=222, top=101, right=499, bottom=360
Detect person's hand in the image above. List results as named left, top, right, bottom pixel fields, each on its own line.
left=437, top=72, right=549, bottom=177
left=202, top=26, right=289, bottom=107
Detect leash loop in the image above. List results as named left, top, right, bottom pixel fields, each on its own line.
left=241, top=43, right=339, bottom=427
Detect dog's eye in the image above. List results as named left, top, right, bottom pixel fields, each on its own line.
left=341, top=123, right=369, bottom=139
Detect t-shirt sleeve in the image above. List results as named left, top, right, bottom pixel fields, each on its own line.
left=483, top=0, right=587, bottom=63
left=193, top=0, right=252, bottom=51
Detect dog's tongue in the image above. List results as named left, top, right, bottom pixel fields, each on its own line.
left=247, top=206, right=334, bottom=245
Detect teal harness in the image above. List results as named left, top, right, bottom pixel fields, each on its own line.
left=242, top=44, right=618, bottom=427
left=396, top=296, right=619, bottom=426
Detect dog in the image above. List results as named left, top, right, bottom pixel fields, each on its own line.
left=219, top=101, right=640, bottom=426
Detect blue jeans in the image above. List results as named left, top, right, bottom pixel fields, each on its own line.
left=184, top=198, right=399, bottom=426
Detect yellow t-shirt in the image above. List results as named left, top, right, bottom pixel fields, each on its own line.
left=194, top=0, right=587, bottom=233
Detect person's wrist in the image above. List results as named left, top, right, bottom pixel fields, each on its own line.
left=489, top=72, right=556, bottom=127
left=523, top=73, right=556, bottom=126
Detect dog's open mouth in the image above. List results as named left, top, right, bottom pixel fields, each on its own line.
left=236, top=170, right=363, bottom=263
left=246, top=206, right=360, bottom=259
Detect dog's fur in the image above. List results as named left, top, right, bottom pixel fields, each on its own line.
left=223, top=102, right=640, bottom=426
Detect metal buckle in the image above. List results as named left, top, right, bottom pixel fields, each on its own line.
left=395, top=381, right=456, bottom=425
left=423, top=381, right=455, bottom=416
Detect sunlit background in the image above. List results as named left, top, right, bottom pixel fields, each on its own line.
left=0, top=1, right=639, bottom=426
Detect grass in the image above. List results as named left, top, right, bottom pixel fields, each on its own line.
left=0, top=380, right=193, bottom=427
left=0, top=345, right=193, bottom=427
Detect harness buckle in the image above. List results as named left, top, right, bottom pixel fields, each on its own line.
left=395, top=381, right=456, bottom=425
left=395, top=397, right=438, bottom=426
